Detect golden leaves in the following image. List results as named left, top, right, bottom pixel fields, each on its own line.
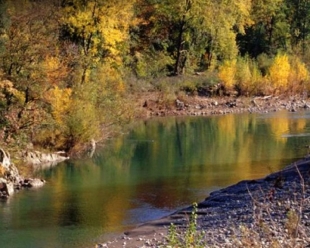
left=218, top=60, right=237, bottom=90
left=44, top=86, right=72, bottom=125
left=42, top=55, right=68, bottom=86
left=268, top=54, right=291, bottom=90
left=62, top=0, right=135, bottom=64
left=0, top=79, right=25, bottom=104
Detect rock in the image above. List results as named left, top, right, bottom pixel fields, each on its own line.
left=31, top=178, right=45, bottom=187
left=22, top=178, right=45, bottom=188
left=212, top=101, right=218, bottom=106
left=0, top=178, right=7, bottom=190
left=0, top=148, right=50, bottom=199
left=0, top=148, right=11, bottom=168
left=22, top=150, right=69, bottom=165
left=0, top=180, right=14, bottom=196
left=176, top=99, right=185, bottom=110
left=4, top=182, right=14, bottom=195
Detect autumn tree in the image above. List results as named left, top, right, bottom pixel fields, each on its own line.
left=131, top=0, right=253, bottom=76
left=0, top=0, right=65, bottom=142
left=60, top=0, right=135, bottom=84
left=238, top=0, right=290, bottom=57
left=49, top=0, right=137, bottom=151
left=286, top=0, right=310, bottom=52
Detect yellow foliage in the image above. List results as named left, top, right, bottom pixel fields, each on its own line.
left=288, top=57, right=309, bottom=92
left=62, top=0, right=135, bottom=64
left=42, top=55, right=68, bottom=85
left=268, top=54, right=291, bottom=91
left=0, top=79, right=25, bottom=104
left=66, top=98, right=100, bottom=144
left=96, top=65, right=126, bottom=94
left=45, top=86, right=72, bottom=124
left=218, top=60, right=237, bottom=90
left=233, top=0, right=254, bottom=34
left=235, top=57, right=264, bottom=95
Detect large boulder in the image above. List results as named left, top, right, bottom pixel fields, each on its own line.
left=22, top=178, right=45, bottom=188
left=0, top=178, right=14, bottom=198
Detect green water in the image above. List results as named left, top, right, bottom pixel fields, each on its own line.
left=1, top=110, right=310, bottom=247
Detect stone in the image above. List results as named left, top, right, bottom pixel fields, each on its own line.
left=0, top=148, right=11, bottom=168
left=22, top=150, right=69, bottom=165
left=176, top=99, right=185, bottom=110
left=0, top=181, right=14, bottom=196
left=28, top=178, right=45, bottom=187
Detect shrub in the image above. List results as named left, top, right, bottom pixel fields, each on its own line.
left=267, top=54, right=291, bottom=93
left=288, top=56, right=309, bottom=94
left=218, top=59, right=237, bottom=91
left=235, top=57, right=264, bottom=96
left=166, top=203, right=206, bottom=248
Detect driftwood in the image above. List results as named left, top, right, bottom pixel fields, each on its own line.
left=252, top=95, right=273, bottom=107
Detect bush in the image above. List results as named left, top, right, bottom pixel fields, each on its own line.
left=218, top=59, right=237, bottom=90
left=267, top=54, right=291, bottom=94
left=235, top=56, right=264, bottom=96
left=288, top=56, right=309, bottom=94
left=166, top=203, right=206, bottom=248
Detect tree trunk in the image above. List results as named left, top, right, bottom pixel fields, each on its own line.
left=173, top=21, right=185, bottom=75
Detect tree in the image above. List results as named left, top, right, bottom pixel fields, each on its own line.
left=60, top=0, right=135, bottom=84
left=0, top=0, right=64, bottom=142
left=286, top=0, right=310, bottom=52
left=131, top=0, right=253, bottom=75
left=237, top=0, right=290, bottom=57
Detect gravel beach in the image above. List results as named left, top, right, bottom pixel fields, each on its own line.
left=99, top=156, right=310, bottom=248
left=95, top=94, right=310, bottom=248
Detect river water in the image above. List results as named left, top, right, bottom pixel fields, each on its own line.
left=1, top=110, right=310, bottom=247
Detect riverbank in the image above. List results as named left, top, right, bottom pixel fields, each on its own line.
left=136, top=92, right=310, bottom=118
left=100, top=156, right=310, bottom=247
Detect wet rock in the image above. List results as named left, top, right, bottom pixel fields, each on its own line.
left=0, top=148, right=48, bottom=199
left=0, top=178, right=14, bottom=197
left=22, top=178, right=45, bottom=188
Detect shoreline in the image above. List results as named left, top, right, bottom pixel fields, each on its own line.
left=137, top=93, right=310, bottom=118
left=100, top=156, right=310, bottom=247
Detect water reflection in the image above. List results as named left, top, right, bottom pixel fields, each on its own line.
left=1, top=110, right=310, bottom=248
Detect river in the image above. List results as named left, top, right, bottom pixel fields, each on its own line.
left=1, top=110, right=310, bottom=247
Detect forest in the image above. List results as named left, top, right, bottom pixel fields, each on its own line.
left=1, top=0, right=310, bottom=154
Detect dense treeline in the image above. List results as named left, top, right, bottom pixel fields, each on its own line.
left=0, top=0, right=310, bottom=153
